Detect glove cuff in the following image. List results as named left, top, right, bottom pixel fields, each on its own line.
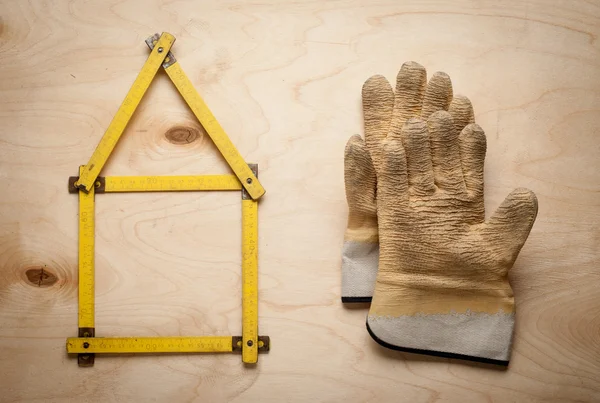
left=341, top=241, right=379, bottom=302
left=366, top=310, right=514, bottom=366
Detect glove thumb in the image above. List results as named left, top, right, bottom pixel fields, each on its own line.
left=481, top=188, right=538, bottom=272
left=344, top=135, right=377, bottom=215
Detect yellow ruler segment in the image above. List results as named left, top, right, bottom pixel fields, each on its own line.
left=67, top=336, right=233, bottom=353
left=165, top=64, right=265, bottom=200
left=103, top=175, right=241, bottom=192
left=78, top=166, right=95, bottom=328
left=144, top=36, right=265, bottom=200
left=76, top=32, right=175, bottom=193
left=241, top=165, right=259, bottom=363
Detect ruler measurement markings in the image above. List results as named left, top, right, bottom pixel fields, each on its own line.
left=163, top=64, right=264, bottom=199
left=78, top=166, right=95, bottom=327
left=67, top=336, right=234, bottom=353
left=241, top=164, right=259, bottom=363
left=103, top=175, right=241, bottom=192
left=77, top=33, right=175, bottom=192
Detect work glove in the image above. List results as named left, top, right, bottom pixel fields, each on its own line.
left=364, top=113, right=538, bottom=365
left=342, top=61, right=476, bottom=302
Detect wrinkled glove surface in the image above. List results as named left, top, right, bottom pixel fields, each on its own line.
left=363, top=110, right=538, bottom=365
left=342, top=61, right=476, bottom=302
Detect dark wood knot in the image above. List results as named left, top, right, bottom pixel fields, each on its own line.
left=165, top=125, right=201, bottom=145
left=25, top=267, right=58, bottom=288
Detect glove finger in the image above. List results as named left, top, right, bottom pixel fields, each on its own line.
left=448, top=95, right=475, bottom=135
left=459, top=123, right=486, bottom=201
left=421, top=71, right=453, bottom=120
left=363, top=75, right=394, bottom=171
left=378, top=138, right=408, bottom=210
left=427, top=111, right=467, bottom=195
left=402, top=118, right=435, bottom=195
left=390, top=61, right=427, bottom=136
left=344, top=135, right=377, bottom=215
left=482, top=188, right=538, bottom=274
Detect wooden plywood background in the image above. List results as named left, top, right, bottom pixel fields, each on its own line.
left=1, top=0, right=599, bottom=401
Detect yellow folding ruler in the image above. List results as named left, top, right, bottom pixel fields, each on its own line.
left=75, top=33, right=265, bottom=200
left=66, top=32, right=269, bottom=366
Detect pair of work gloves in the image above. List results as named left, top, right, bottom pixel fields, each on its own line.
left=341, top=62, right=538, bottom=366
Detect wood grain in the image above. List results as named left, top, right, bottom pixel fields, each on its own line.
left=1, top=0, right=599, bottom=401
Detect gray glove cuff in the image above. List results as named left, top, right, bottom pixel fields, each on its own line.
left=367, top=311, right=515, bottom=365
left=341, top=241, right=379, bottom=302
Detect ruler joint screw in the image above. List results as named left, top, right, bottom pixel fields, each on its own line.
left=83, top=342, right=90, bottom=349
left=246, top=340, right=253, bottom=347
left=246, top=178, right=252, bottom=184
left=158, top=47, right=164, bottom=53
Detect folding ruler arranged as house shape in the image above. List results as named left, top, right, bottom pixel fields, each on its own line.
left=66, top=32, right=269, bottom=366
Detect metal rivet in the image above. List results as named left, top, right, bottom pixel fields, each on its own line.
left=83, top=342, right=90, bottom=349
left=247, top=340, right=253, bottom=347
left=246, top=178, right=252, bottom=184
left=158, top=47, right=164, bottom=53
